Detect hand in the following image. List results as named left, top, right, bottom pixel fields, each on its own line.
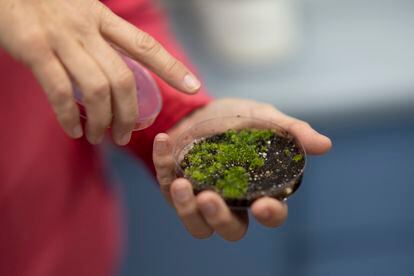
left=153, top=98, right=332, bottom=241
left=0, top=0, right=200, bottom=145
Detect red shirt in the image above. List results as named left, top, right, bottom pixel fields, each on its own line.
left=0, top=1, right=211, bottom=275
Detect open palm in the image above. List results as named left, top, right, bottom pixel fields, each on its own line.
left=153, top=98, right=332, bottom=241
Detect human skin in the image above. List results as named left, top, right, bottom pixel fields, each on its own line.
left=0, top=0, right=201, bottom=145
left=153, top=98, right=332, bottom=241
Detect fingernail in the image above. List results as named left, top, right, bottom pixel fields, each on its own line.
left=156, top=139, right=168, bottom=152
left=200, top=202, right=216, bottom=216
left=173, top=186, right=191, bottom=204
left=73, top=125, right=83, bottom=138
left=118, top=132, right=132, bottom=146
left=183, top=74, right=201, bottom=92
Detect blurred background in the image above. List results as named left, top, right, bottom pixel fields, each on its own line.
left=109, top=0, right=414, bottom=275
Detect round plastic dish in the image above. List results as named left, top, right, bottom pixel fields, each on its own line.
left=173, top=116, right=307, bottom=209
left=73, top=55, right=162, bottom=131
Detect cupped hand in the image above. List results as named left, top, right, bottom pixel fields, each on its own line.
left=0, top=0, right=200, bottom=145
left=153, top=98, right=332, bottom=241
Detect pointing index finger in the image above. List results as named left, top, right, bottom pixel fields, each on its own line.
left=99, top=12, right=201, bottom=94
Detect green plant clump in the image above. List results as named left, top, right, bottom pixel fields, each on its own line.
left=183, top=129, right=274, bottom=199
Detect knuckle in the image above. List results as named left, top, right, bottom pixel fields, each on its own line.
left=20, top=30, right=49, bottom=65
left=77, top=21, right=97, bottom=36
left=252, top=104, right=275, bottom=118
left=157, top=175, right=173, bottom=187
left=22, top=28, right=46, bottom=46
left=263, top=104, right=276, bottom=111
left=84, top=81, right=110, bottom=104
left=90, top=0, right=107, bottom=17
left=301, top=121, right=312, bottom=128
left=292, top=120, right=311, bottom=130
left=155, top=158, right=173, bottom=169
left=88, top=116, right=111, bottom=131
left=43, top=23, right=61, bottom=41
left=135, top=32, right=160, bottom=56
left=68, top=14, right=97, bottom=36
left=98, top=14, right=117, bottom=35
left=48, top=83, right=72, bottom=106
left=94, top=1, right=113, bottom=26
left=114, top=69, right=135, bottom=91
left=160, top=182, right=171, bottom=194
left=177, top=208, right=195, bottom=219
left=162, top=59, right=180, bottom=79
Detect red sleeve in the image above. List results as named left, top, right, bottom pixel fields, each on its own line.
left=105, top=0, right=212, bottom=172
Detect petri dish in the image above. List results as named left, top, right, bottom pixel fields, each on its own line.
left=173, top=116, right=307, bottom=209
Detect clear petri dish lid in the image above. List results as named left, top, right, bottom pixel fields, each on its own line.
left=73, top=55, right=162, bottom=131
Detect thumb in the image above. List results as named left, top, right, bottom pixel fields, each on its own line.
left=153, top=133, right=176, bottom=204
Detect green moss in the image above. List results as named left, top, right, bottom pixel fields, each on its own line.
left=284, top=148, right=291, bottom=156
left=293, top=154, right=303, bottom=162
left=216, top=167, right=248, bottom=198
left=183, top=129, right=274, bottom=199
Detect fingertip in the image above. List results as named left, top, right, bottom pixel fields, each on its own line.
left=197, top=191, right=249, bottom=242
left=115, top=131, right=132, bottom=146
left=251, top=197, right=287, bottom=228
left=322, top=135, right=333, bottom=151
left=155, top=133, right=170, bottom=143
left=86, top=128, right=105, bottom=145
left=183, top=74, right=201, bottom=94
left=196, top=191, right=222, bottom=217
left=171, top=178, right=193, bottom=205
left=196, top=190, right=221, bottom=206
left=290, top=122, right=332, bottom=155
left=171, top=178, right=193, bottom=191
left=309, top=132, right=333, bottom=155
left=71, top=124, right=84, bottom=139
left=154, top=133, right=171, bottom=155
left=192, top=229, right=214, bottom=240
left=64, top=123, right=83, bottom=139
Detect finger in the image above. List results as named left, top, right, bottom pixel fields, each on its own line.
left=84, top=37, right=137, bottom=145
left=98, top=10, right=201, bottom=94
left=55, top=39, right=112, bottom=144
left=251, top=197, right=288, bottom=228
left=257, top=108, right=332, bottom=155
left=171, top=179, right=214, bottom=239
left=153, top=133, right=176, bottom=204
left=31, top=51, right=82, bottom=139
left=196, top=191, right=248, bottom=242
left=283, top=118, right=332, bottom=155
